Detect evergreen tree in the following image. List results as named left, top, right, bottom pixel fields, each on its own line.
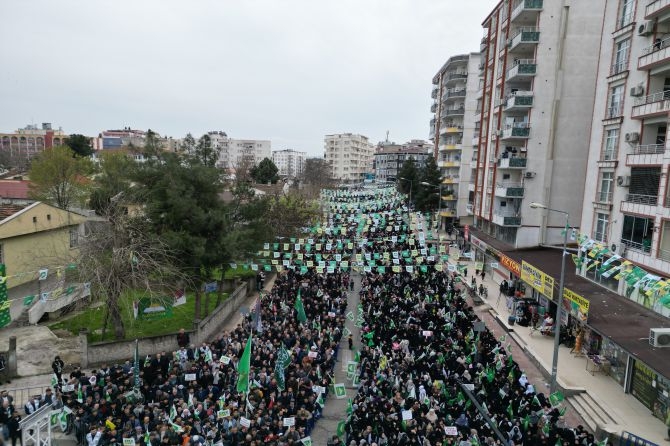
left=415, top=155, right=442, bottom=212
left=396, top=157, right=419, bottom=200
left=250, top=157, right=280, bottom=184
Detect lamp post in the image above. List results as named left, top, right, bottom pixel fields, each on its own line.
left=529, top=202, right=568, bottom=395
left=399, top=177, right=415, bottom=206
left=421, top=181, right=443, bottom=230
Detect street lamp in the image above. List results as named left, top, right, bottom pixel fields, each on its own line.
left=529, top=202, right=568, bottom=395
left=421, top=181, right=443, bottom=229
left=399, top=177, right=415, bottom=206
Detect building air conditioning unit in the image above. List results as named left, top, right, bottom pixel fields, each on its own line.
left=617, top=175, right=631, bottom=187
left=650, top=328, right=670, bottom=347
left=630, top=85, right=644, bottom=97
left=638, top=21, right=655, bottom=36
left=625, top=132, right=639, bottom=143
left=524, top=172, right=536, bottom=178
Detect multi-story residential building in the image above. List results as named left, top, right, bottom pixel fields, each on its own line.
left=430, top=54, right=481, bottom=225
left=581, top=0, right=670, bottom=275
left=471, top=0, right=604, bottom=247
left=324, top=133, right=374, bottom=184
left=211, top=132, right=271, bottom=174
left=0, top=123, right=67, bottom=165
left=272, top=149, right=307, bottom=178
left=373, top=140, right=431, bottom=183
left=100, top=128, right=180, bottom=152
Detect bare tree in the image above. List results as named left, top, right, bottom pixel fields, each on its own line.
left=76, top=207, right=188, bottom=340
left=301, top=158, right=335, bottom=198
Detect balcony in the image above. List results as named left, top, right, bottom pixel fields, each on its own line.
left=500, top=123, right=531, bottom=140
left=504, top=92, right=534, bottom=111
left=444, top=107, right=465, bottom=116
left=430, top=102, right=438, bottom=113
left=431, top=85, right=439, bottom=99
left=627, top=144, right=666, bottom=165
left=620, top=193, right=659, bottom=215
left=492, top=211, right=522, bottom=227
left=444, top=72, right=468, bottom=84
left=506, top=60, right=537, bottom=82
left=632, top=90, right=670, bottom=119
left=443, top=126, right=463, bottom=134
left=441, top=144, right=462, bottom=151
left=621, top=238, right=652, bottom=254
left=440, top=209, right=456, bottom=217
left=638, top=37, right=670, bottom=70
left=438, top=160, right=461, bottom=168
left=508, top=28, right=540, bottom=53
left=495, top=182, right=525, bottom=198
left=510, top=0, right=543, bottom=24
left=442, top=176, right=459, bottom=184
left=441, top=193, right=457, bottom=201
left=646, top=0, right=670, bottom=20
left=497, top=157, right=527, bottom=169
left=472, top=136, right=479, bottom=146
left=443, top=88, right=467, bottom=100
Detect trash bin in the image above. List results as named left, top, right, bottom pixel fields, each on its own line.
left=508, top=316, right=516, bottom=326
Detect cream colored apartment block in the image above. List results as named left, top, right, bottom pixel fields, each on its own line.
left=324, top=133, right=374, bottom=184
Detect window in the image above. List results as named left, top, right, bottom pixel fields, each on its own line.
left=619, top=0, right=634, bottom=28
left=603, top=129, right=619, bottom=160
left=598, top=172, right=614, bottom=203
left=621, top=214, right=653, bottom=253
left=612, top=39, right=630, bottom=75
left=594, top=213, right=609, bottom=243
left=608, top=85, right=624, bottom=118
left=69, top=228, right=79, bottom=248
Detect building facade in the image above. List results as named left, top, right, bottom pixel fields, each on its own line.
left=430, top=54, right=481, bottom=224
left=210, top=132, right=271, bottom=174
left=272, top=149, right=307, bottom=178
left=373, top=140, right=431, bottom=184
left=324, top=133, right=374, bottom=184
left=581, top=0, right=670, bottom=276
left=0, top=123, right=67, bottom=166
left=472, top=0, right=604, bottom=247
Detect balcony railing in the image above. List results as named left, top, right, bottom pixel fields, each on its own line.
left=621, top=238, right=652, bottom=254
left=633, top=143, right=665, bottom=154
left=639, top=37, right=670, bottom=70
left=443, top=88, right=466, bottom=100
left=610, top=57, right=629, bottom=76
left=505, top=93, right=534, bottom=109
left=444, top=107, right=465, bottom=116
left=508, top=28, right=540, bottom=52
left=444, top=72, right=468, bottom=83
left=632, top=90, right=670, bottom=118
left=498, top=157, right=527, bottom=168
left=506, top=60, right=537, bottom=80
left=511, top=0, right=543, bottom=22
left=646, top=0, right=670, bottom=19
left=600, top=149, right=617, bottom=161
left=624, top=193, right=658, bottom=205
left=606, top=103, right=624, bottom=119
left=595, top=191, right=613, bottom=203
left=495, top=182, right=525, bottom=197
left=501, top=122, right=531, bottom=139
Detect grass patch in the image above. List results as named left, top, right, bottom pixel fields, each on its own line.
left=222, top=266, right=256, bottom=280
left=50, top=290, right=227, bottom=343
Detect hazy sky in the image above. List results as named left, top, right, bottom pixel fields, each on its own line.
left=1, top=0, right=498, bottom=157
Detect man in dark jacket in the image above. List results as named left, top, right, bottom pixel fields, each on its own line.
left=177, top=329, right=190, bottom=349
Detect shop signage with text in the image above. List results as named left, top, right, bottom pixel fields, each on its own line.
left=521, top=261, right=554, bottom=299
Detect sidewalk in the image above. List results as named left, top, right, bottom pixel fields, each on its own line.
left=441, top=240, right=668, bottom=444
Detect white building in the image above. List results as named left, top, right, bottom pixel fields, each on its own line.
left=430, top=53, right=481, bottom=225
left=581, top=0, right=670, bottom=277
left=272, top=149, right=307, bottom=178
left=472, top=0, right=604, bottom=248
left=324, top=133, right=374, bottom=184
left=208, top=131, right=271, bottom=173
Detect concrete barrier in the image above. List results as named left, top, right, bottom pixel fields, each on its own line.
left=80, top=279, right=254, bottom=367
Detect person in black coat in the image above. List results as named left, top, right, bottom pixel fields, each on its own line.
left=8, top=411, right=21, bottom=446
left=52, top=356, right=65, bottom=386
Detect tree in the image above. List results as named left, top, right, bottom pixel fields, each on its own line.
left=414, top=155, right=442, bottom=212
left=28, top=145, right=93, bottom=209
left=65, top=134, right=94, bottom=157
left=180, top=133, right=196, bottom=155
left=265, top=192, right=320, bottom=239
left=193, top=134, right=220, bottom=167
left=250, top=157, right=279, bottom=184
left=396, top=157, right=419, bottom=196
left=143, top=129, right=163, bottom=158
left=76, top=212, right=185, bottom=340
left=89, top=151, right=136, bottom=215
left=300, top=158, right=334, bottom=198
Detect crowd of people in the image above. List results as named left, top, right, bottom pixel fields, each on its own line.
left=0, top=187, right=602, bottom=446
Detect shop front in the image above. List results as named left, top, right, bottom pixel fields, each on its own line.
left=630, top=360, right=670, bottom=422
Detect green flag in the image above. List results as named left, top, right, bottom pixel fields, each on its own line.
left=236, top=334, right=253, bottom=393
left=337, top=420, right=346, bottom=437
left=77, top=384, right=83, bottom=403
left=507, top=401, right=514, bottom=419
left=295, top=289, right=307, bottom=323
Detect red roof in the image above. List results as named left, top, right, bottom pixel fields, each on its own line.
left=0, top=180, right=31, bottom=199
left=0, top=204, right=26, bottom=219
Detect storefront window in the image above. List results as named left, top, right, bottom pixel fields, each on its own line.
left=600, top=337, right=628, bottom=387
left=631, top=360, right=670, bottom=422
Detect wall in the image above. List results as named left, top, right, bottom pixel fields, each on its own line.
left=80, top=279, right=254, bottom=367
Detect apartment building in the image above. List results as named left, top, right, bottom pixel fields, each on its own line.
left=471, top=0, right=605, bottom=248
left=272, top=149, right=307, bottom=178
left=208, top=131, right=271, bottom=174
left=581, top=0, right=670, bottom=276
left=373, top=140, right=432, bottom=184
left=0, top=123, right=67, bottom=166
left=430, top=54, right=481, bottom=224
left=324, top=133, right=374, bottom=184
left=100, top=128, right=180, bottom=152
